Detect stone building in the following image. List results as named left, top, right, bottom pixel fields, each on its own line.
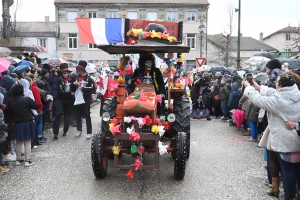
left=54, top=0, right=210, bottom=67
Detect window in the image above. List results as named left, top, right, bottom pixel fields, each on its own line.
left=186, top=34, right=196, bottom=49
left=127, top=12, right=138, bottom=19
left=112, top=54, right=122, bottom=58
left=167, top=12, right=177, bottom=21
left=147, top=12, right=157, bottom=20
left=186, top=60, right=197, bottom=69
left=186, top=12, right=196, bottom=22
left=286, top=34, right=291, bottom=41
left=87, top=12, right=97, bottom=18
left=37, top=38, right=47, bottom=48
left=88, top=44, right=97, bottom=49
left=68, top=34, right=77, bottom=49
left=107, top=12, right=118, bottom=18
left=67, top=11, right=77, bottom=22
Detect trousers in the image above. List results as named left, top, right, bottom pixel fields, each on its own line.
left=53, top=99, right=73, bottom=135
left=75, top=99, right=92, bottom=135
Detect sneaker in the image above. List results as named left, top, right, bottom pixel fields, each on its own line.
left=248, top=138, right=258, bottom=142
left=0, top=161, right=9, bottom=167
left=206, top=117, right=211, bottom=121
left=75, top=131, right=82, bottom=137
left=0, top=166, right=9, bottom=173
left=86, top=134, right=92, bottom=139
left=53, top=135, right=58, bottom=140
left=3, top=154, right=16, bottom=162
left=38, top=137, right=47, bottom=143
left=210, top=116, right=217, bottom=119
left=32, top=145, right=38, bottom=149
left=63, top=132, right=68, bottom=136
left=15, top=159, right=25, bottom=166
left=24, top=160, right=35, bottom=167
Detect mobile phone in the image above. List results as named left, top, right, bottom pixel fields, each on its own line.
left=246, top=74, right=253, bottom=85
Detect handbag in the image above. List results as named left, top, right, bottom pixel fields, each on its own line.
left=74, top=89, right=85, bottom=105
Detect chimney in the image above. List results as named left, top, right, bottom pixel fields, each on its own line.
left=260, top=32, right=263, bottom=42
left=45, top=16, right=50, bottom=22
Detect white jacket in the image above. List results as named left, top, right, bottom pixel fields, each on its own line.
left=244, top=84, right=300, bottom=153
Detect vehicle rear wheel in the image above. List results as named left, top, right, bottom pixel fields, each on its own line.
left=174, top=132, right=187, bottom=180
left=91, top=132, right=108, bottom=178
left=101, top=97, right=118, bottom=137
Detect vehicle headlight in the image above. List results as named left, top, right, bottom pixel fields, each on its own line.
left=102, top=112, right=110, bottom=122
left=167, top=113, right=176, bottom=122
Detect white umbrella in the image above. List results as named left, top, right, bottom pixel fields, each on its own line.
left=86, top=63, right=97, bottom=73
left=243, top=56, right=270, bottom=65
left=197, top=65, right=211, bottom=72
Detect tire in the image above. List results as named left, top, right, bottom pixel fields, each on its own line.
left=173, top=95, right=190, bottom=159
left=101, top=97, right=118, bottom=137
left=174, top=132, right=187, bottom=180
left=91, top=132, right=108, bottom=178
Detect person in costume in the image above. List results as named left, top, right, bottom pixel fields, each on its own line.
left=52, top=63, right=75, bottom=140
left=72, top=60, right=95, bottom=139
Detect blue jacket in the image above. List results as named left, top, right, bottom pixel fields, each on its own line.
left=227, top=82, right=240, bottom=110
left=49, top=73, right=58, bottom=100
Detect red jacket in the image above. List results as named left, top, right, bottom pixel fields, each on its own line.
left=32, top=81, right=43, bottom=113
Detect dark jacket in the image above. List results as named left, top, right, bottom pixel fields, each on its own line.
left=49, top=73, right=58, bottom=99
left=9, top=95, right=38, bottom=123
left=227, top=82, right=240, bottom=110
left=56, top=76, right=75, bottom=101
left=71, top=74, right=95, bottom=101
left=210, top=87, right=221, bottom=109
left=220, top=83, right=229, bottom=100
left=40, top=76, right=51, bottom=94
left=131, top=67, right=166, bottom=95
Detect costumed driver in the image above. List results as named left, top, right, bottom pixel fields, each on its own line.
left=129, top=54, right=165, bottom=114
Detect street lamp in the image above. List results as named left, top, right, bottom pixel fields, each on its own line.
left=198, top=24, right=205, bottom=58
left=235, top=0, right=241, bottom=69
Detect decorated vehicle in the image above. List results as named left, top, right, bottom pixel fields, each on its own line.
left=76, top=18, right=191, bottom=180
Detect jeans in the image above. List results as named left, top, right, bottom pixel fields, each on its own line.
left=276, top=152, right=300, bottom=198
left=53, top=99, right=73, bottom=135
left=76, top=99, right=92, bottom=135
left=34, top=115, right=43, bottom=138
left=220, top=100, right=228, bottom=118
left=242, top=119, right=248, bottom=131
left=248, top=120, right=258, bottom=139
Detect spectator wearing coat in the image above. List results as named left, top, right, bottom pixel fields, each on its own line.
left=210, top=84, right=221, bottom=118
left=219, top=77, right=230, bottom=120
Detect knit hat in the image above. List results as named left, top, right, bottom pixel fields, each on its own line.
left=14, top=65, right=31, bottom=74
left=266, top=59, right=282, bottom=71
left=43, top=64, right=51, bottom=73
left=8, top=65, right=15, bottom=74
left=0, top=75, right=16, bottom=91
left=76, top=60, right=87, bottom=72
left=41, top=68, right=49, bottom=76
left=60, top=63, right=72, bottom=72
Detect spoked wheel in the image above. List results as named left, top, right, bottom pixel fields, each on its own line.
left=174, top=132, right=187, bottom=180
left=173, top=95, right=190, bottom=159
left=91, top=131, right=108, bottom=178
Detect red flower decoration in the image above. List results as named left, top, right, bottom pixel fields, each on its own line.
left=137, top=145, right=145, bottom=155
left=163, top=121, right=170, bottom=130
left=110, top=118, right=118, bottom=126
left=111, top=125, right=120, bottom=136
left=125, top=169, right=134, bottom=179
left=134, top=79, right=142, bottom=86
left=155, top=118, right=162, bottom=125
left=139, top=91, right=147, bottom=101
left=144, top=115, right=152, bottom=126
left=129, top=131, right=140, bottom=142
left=132, top=157, right=143, bottom=171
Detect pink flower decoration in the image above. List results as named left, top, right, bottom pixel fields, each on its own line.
left=139, top=91, right=147, bottom=101
left=156, top=94, right=162, bottom=103
left=131, top=157, right=143, bottom=171
left=155, top=118, right=162, bottom=125
left=129, top=131, right=140, bottom=142
left=110, top=83, right=118, bottom=90
left=137, top=117, right=146, bottom=126
left=111, top=125, right=120, bottom=135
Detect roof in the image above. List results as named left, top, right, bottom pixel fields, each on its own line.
left=207, top=34, right=276, bottom=51
left=8, top=22, right=56, bottom=37
left=54, top=0, right=209, bottom=4
left=264, top=26, right=299, bottom=39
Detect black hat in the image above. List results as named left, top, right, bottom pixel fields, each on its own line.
left=76, top=60, right=87, bottom=71
left=60, top=63, right=71, bottom=72
left=41, top=68, right=49, bottom=76
left=266, top=59, right=282, bottom=71
left=43, top=64, right=51, bottom=72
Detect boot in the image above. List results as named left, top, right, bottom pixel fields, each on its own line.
left=267, top=177, right=280, bottom=197
left=0, top=165, right=10, bottom=173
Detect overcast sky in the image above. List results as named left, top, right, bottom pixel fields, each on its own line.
left=2, top=0, right=300, bottom=40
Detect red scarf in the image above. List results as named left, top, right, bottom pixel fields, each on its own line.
left=144, top=70, right=150, bottom=74
left=63, top=77, right=71, bottom=82
left=78, top=76, right=85, bottom=82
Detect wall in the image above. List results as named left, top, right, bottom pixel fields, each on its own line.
left=23, top=37, right=56, bottom=58
left=263, top=32, right=298, bottom=52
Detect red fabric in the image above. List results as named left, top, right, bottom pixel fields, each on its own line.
left=144, top=70, right=150, bottom=74
left=103, top=78, right=118, bottom=100
left=125, top=64, right=133, bottom=75
left=78, top=76, right=85, bottom=82
left=63, top=77, right=71, bottom=82
left=32, top=82, right=43, bottom=113
left=75, top=18, right=94, bottom=44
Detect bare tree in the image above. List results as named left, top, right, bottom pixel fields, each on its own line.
left=209, top=0, right=236, bottom=67
left=290, top=21, right=300, bottom=52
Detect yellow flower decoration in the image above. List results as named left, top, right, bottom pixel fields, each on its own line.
left=151, top=30, right=161, bottom=39
left=117, top=77, right=125, bottom=84
left=109, top=123, right=114, bottom=131
left=151, top=125, right=159, bottom=134
left=113, top=146, right=120, bottom=155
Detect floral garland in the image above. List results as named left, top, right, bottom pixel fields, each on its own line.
left=126, top=29, right=178, bottom=43
left=153, top=71, right=159, bottom=91
left=117, top=56, right=131, bottom=72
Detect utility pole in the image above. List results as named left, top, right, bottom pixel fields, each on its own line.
left=236, top=0, right=241, bottom=69
left=2, top=0, right=14, bottom=38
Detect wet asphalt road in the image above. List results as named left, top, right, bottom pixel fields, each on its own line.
left=0, top=104, right=279, bottom=200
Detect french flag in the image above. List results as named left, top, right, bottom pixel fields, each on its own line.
left=75, top=18, right=123, bottom=45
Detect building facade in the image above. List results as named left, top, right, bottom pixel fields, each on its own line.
left=54, top=0, right=210, bottom=67
left=263, top=25, right=299, bottom=53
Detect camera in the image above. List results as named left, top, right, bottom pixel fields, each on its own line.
left=246, top=73, right=253, bottom=85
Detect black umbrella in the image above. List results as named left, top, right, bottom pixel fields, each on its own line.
left=209, top=66, right=226, bottom=73
left=277, top=57, right=300, bottom=69
left=253, top=52, right=279, bottom=59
